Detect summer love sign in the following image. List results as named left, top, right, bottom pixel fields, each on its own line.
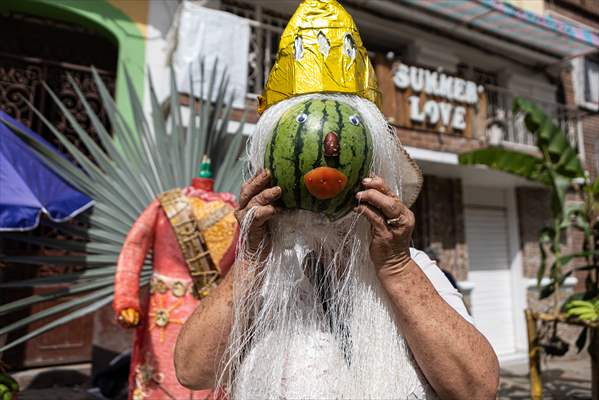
left=391, top=63, right=487, bottom=136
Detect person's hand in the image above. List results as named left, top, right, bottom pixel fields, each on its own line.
left=354, top=176, right=415, bottom=275
left=118, top=307, right=140, bottom=328
left=234, top=169, right=281, bottom=258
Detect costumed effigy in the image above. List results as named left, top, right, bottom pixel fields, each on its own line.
left=0, top=33, right=245, bottom=399
left=115, top=165, right=238, bottom=400
left=219, top=0, right=432, bottom=398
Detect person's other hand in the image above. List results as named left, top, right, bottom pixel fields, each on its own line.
left=118, top=307, right=140, bottom=328
left=355, top=176, right=415, bottom=274
left=235, top=169, right=281, bottom=258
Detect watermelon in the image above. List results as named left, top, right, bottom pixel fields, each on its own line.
left=264, top=99, right=373, bottom=220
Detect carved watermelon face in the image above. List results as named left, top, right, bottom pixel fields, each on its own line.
left=264, top=99, right=373, bottom=220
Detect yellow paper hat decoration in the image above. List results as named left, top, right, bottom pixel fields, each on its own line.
left=258, top=0, right=382, bottom=114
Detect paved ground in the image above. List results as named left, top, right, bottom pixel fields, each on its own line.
left=14, top=357, right=593, bottom=399
left=498, top=357, right=591, bottom=399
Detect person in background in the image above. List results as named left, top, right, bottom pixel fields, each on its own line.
left=424, top=246, right=460, bottom=291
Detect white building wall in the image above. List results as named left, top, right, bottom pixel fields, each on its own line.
left=143, top=0, right=178, bottom=116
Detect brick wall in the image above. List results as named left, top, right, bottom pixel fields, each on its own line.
left=560, top=64, right=598, bottom=179
left=552, top=4, right=599, bottom=179
left=516, top=187, right=553, bottom=279
left=412, top=175, right=468, bottom=280
left=582, top=114, right=599, bottom=179
left=395, top=126, right=485, bottom=154
left=517, top=189, right=588, bottom=360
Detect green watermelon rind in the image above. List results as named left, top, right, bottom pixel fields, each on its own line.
left=265, top=99, right=373, bottom=221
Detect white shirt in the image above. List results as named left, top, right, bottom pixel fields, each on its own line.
left=410, top=248, right=474, bottom=325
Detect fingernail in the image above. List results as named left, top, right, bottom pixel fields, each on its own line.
left=356, top=191, right=364, bottom=199
left=362, top=178, right=372, bottom=184
left=273, top=186, right=281, bottom=195
left=264, top=169, right=271, bottom=177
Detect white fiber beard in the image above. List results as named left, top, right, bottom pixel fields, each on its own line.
left=218, top=94, right=434, bottom=399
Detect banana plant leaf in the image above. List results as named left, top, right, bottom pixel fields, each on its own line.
left=459, top=96, right=584, bottom=217
left=513, top=97, right=584, bottom=179
left=0, top=57, right=247, bottom=351
left=458, top=147, right=551, bottom=185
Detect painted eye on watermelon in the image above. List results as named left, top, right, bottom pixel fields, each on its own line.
left=348, top=114, right=361, bottom=125
left=296, top=113, right=308, bottom=123
left=264, top=99, right=373, bottom=221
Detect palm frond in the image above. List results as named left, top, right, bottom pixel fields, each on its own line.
left=0, top=57, right=247, bottom=350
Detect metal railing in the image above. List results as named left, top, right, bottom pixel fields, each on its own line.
left=220, top=1, right=286, bottom=98
left=484, top=84, right=582, bottom=154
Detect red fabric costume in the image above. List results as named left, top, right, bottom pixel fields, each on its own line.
left=113, top=179, right=238, bottom=400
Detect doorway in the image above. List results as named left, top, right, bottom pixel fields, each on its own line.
left=0, top=11, right=117, bottom=369
left=464, top=186, right=518, bottom=357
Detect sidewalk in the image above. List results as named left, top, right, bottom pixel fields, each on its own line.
left=498, top=357, right=591, bottom=399
left=15, top=357, right=593, bottom=399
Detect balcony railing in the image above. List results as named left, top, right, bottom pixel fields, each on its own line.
left=221, top=0, right=286, bottom=98
left=484, top=84, right=582, bottom=154
left=219, top=1, right=584, bottom=159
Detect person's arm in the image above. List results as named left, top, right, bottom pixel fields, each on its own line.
left=356, top=176, right=499, bottom=400
left=174, top=169, right=281, bottom=389
left=113, top=199, right=159, bottom=327
left=380, top=261, right=498, bottom=399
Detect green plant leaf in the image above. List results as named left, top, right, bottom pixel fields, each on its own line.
left=458, top=147, right=551, bottom=184
left=537, top=227, right=555, bottom=285
left=512, top=97, right=584, bottom=179
left=591, top=176, right=599, bottom=197
left=0, top=276, right=115, bottom=315
left=575, top=327, right=588, bottom=353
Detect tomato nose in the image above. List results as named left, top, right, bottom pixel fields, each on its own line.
left=303, top=167, right=348, bottom=200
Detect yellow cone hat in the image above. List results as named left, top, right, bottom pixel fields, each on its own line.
left=258, top=0, right=382, bottom=114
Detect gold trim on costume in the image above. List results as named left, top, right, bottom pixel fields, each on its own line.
left=158, top=189, right=221, bottom=298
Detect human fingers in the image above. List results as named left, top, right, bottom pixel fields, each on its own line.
left=354, top=204, right=386, bottom=231
left=248, top=186, right=282, bottom=207
left=238, top=170, right=271, bottom=209
left=362, top=176, right=395, bottom=197
left=356, top=189, right=404, bottom=218
left=252, top=205, right=280, bottom=227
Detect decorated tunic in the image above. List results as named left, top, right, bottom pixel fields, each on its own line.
left=114, top=186, right=237, bottom=400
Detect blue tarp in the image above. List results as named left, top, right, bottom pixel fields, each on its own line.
left=0, top=111, right=93, bottom=231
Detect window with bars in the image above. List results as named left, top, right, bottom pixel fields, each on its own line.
left=457, top=63, right=499, bottom=115
left=220, top=0, right=287, bottom=97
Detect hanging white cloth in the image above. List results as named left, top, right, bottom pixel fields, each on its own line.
left=585, top=58, right=599, bottom=105
left=173, top=1, right=250, bottom=108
